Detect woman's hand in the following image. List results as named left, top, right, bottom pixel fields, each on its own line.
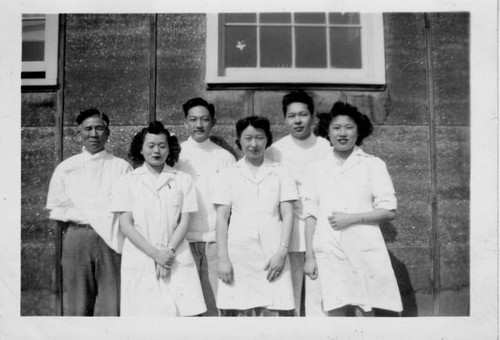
left=328, top=212, right=356, bottom=230
left=304, top=256, right=318, bottom=280
left=152, top=248, right=175, bottom=268
left=218, top=256, right=234, bottom=284
left=155, top=263, right=170, bottom=278
left=264, top=248, right=287, bottom=282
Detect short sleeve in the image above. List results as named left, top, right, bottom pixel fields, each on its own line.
left=212, top=167, right=232, bottom=206
left=369, top=158, right=397, bottom=211
left=46, top=165, right=69, bottom=221
left=301, top=164, right=320, bottom=218
left=109, top=174, right=134, bottom=213
left=277, top=165, right=298, bottom=202
left=222, top=151, right=236, bottom=168
left=180, top=173, right=198, bottom=213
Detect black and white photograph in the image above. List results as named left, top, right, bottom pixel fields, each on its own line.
left=0, top=0, right=497, bottom=339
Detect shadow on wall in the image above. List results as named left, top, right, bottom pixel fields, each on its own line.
left=377, top=222, right=418, bottom=317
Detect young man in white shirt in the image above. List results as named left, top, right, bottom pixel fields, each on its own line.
left=46, top=108, right=132, bottom=316
left=176, top=97, right=236, bottom=316
left=266, top=91, right=332, bottom=316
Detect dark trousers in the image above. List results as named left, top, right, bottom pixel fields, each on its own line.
left=62, top=225, right=121, bottom=316
left=189, top=242, right=219, bottom=316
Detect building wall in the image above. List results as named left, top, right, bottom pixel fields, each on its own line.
left=21, top=12, right=469, bottom=316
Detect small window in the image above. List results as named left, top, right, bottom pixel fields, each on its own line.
left=22, top=14, right=59, bottom=86
left=206, top=13, right=385, bottom=87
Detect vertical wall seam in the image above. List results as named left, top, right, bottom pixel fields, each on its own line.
left=424, top=13, right=440, bottom=316
left=149, top=14, right=158, bottom=122
left=55, top=13, right=67, bottom=316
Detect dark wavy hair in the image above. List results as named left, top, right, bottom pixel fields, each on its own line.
left=128, top=121, right=181, bottom=167
left=282, top=91, right=314, bottom=117
left=76, top=108, right=110, bottom=126
left=235, top=116, right=273, bottom=149
left=314, top=101, right=373, bottom=146
left=182, top=97, right=215, bottom=119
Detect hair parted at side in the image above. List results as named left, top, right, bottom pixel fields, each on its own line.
left=314, top=101, right=373, bottom=146
left=182, top=97, right=215, bottom=119
left=76, top=108, right=110, bottom=126
left=235, top=116, right=273, bottom=149
left=128, top=121, right=181, bottom=167
left=282, top=90, right=314, bottom=117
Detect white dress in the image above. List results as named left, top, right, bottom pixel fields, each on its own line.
left=111, top=164, right=206, bottom=316
left=213, top=158, right=298, bottom=310
left=303, top=147, right=403, bottom=313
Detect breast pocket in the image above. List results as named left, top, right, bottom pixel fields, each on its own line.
left=166, top=190, right=183, bottom=227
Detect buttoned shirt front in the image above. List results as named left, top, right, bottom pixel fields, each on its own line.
left=266, top=134, right=332, bottom=251
left=46, top=148, right=132, bottom=252
left=176, top=137, right=235, bottom=242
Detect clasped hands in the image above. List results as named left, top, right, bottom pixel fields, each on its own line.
left=153, top=247, right=176, bottom=278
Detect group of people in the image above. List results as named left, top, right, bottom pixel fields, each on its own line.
left=46, top=91, right=403, bottom=317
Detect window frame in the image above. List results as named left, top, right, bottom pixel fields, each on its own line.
left=22, top=14, right=59, bottom=86
left=206, top=13, right=386, bottom=87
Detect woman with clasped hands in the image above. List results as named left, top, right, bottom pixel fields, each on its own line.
left=110, top=121, right=206, bottom=316
left=303, top=102, right=403, bottom=317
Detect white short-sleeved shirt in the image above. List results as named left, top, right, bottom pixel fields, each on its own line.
left=266, top=134, right=332, bottom=251
left=176, top=137, right=235, bottom=242
left=46, top=148, right=132, bottom=252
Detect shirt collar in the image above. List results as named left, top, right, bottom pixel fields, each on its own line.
left=186, top=136, right=212, bottom=149
left=82, top=147, right=108, bottom=161
left=235, top=156, right=275, bottom=168
left=134, top=163, right=178, bottom=175
left=289, top=133, right=316, bottom=148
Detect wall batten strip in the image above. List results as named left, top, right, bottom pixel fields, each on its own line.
left=424, top=13, right=441, bottom=316
left=149, top=14, right=158, bottom=122
left=55, top=13, right=66, bottom=316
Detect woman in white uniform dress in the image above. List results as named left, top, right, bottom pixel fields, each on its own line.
left=214, top=116, right=298, bottom=316
left=111, top=121, right=206, bottom=316
left=303, top=102, right=403, bottom=316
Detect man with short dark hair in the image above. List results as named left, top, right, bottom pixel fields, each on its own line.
left=176, top=97, right=235, bottom=316
left=267, top=91, right=331, bottom=316
left=46, top=108, right=131, bottom=316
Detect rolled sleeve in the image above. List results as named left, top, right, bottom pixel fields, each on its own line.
left=109, top=175, right=133, bottom=213
left=181, top=174, right=198, bottom=213
left=212, top=168, right=232, bottom=206
left=301, top=166, right=319, bottom=218
left=370, top=158, right=397, bottom=211
left=278, top=166, right=298, bottom=203
left=46, top=166, right=69, bottom=221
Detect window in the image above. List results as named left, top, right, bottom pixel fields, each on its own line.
left=206, top=13, right=385, bottom=87
left=22, top=14, right=59, bottom=86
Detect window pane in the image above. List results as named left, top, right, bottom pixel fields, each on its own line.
left=296, top=27, right=326, bottom=68
left=260, top=13, right=291, bottom=24
left=224, top=13, right=256, bottom=23
left=329, top=13, right=360, bottom=25
left=330, top=27, right=361, bottom=68
left=260, top=26, right=291, bottom=67
left=295, top=13, right=326, bottom=24
left=22, top=19, right=46, bottom=62
left=225, top=26, right=257, bottom=67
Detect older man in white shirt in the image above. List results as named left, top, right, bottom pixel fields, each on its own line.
left=266, top=91, right=332, bottom=316
left=46, top=108, right=131, bottom=316
left=176, top=97, right=236, bottom=316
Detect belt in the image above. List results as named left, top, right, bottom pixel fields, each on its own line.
left=68, top=222, right=93, bottom=230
